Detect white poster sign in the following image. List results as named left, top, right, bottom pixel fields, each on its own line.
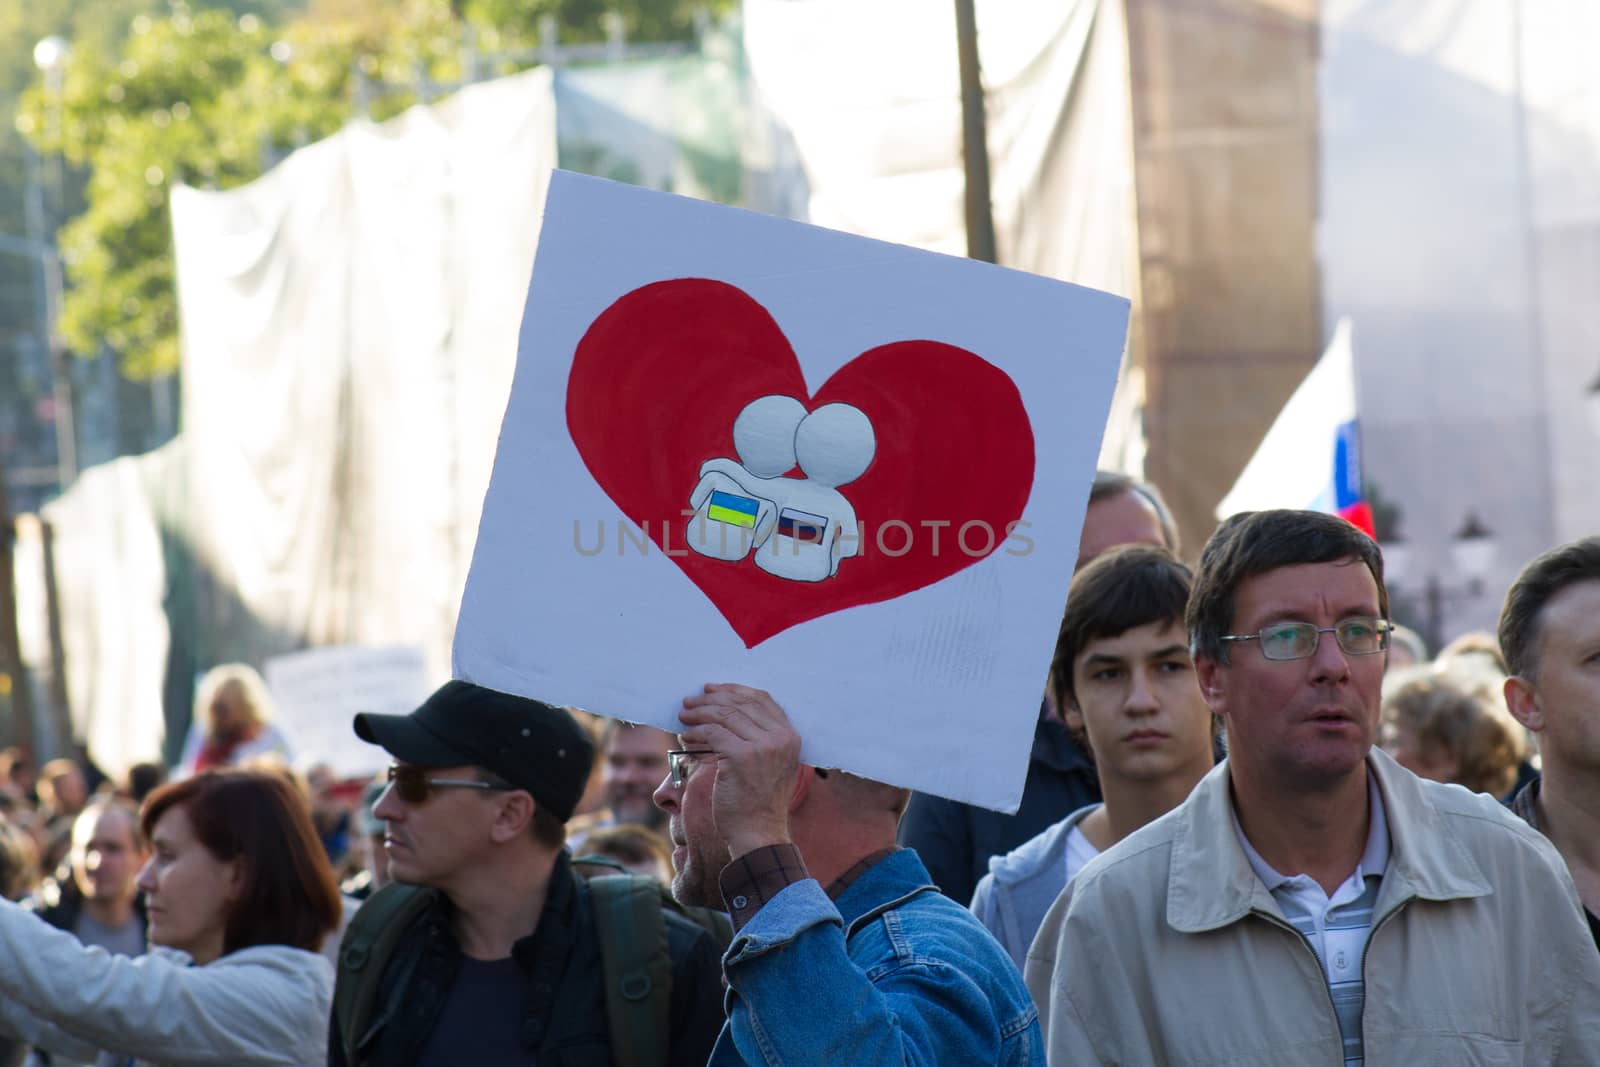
left=264, top=645, right=430, bottom=777
left=454, top=171, right=1128, bottom=811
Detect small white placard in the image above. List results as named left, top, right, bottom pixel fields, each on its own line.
left=265, top=645, right=431, bottom=777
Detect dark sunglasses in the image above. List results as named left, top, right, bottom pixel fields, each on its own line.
left=385, top=763, right=515, bottom=805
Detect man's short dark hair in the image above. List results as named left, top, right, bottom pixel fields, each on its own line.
left=1090, top=470, right=1180, bottom=556
left=1497, top=536, right=1600, bottom=680
left=1187, top=510, right=1388, bottom=663
left=1049, top=544, right=1194, bottom=711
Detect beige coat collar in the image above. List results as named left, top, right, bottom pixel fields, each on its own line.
left=1166, top=746, right=1493, bottom=934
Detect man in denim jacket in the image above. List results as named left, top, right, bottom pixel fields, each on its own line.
left=654, top=683, right=1043, bottom=1065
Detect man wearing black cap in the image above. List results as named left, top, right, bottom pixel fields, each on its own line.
left=328, top=680, right=725, bottom=1067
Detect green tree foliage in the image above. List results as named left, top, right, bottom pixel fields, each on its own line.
left=16, top=0, right=729, bottom=378
left=17, top=3, right=366, bottom=376
left=0, top=0, right=299, bottom=368
left=463, top=0, right=728, bottom=47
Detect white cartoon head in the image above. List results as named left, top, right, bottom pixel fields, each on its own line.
left=795, top=403, right=876, bottom=488
left=732, top=395, right=809, bottom=478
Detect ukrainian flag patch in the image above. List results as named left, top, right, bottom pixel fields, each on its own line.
left=707, top=490, right=760, bottom=528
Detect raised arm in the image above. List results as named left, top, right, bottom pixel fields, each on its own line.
left=0, top=897, right=332, bottom=1066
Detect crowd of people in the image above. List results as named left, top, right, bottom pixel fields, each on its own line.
left=0, top=473, right=1596, bottom=1065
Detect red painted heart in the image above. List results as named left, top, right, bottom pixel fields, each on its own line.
left=566, top=278, right=1036, bottom=648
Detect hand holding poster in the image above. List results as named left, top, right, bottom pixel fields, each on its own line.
left=455, top=172, right=1128, bottom=811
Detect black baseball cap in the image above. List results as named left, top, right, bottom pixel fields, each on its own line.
left=353, top=680, right=595, bottom=822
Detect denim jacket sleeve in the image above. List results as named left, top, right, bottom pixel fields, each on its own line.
left=719, top=879, right=1042, bottom=1066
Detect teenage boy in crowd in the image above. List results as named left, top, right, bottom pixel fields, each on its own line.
left=900, top=471, right=1180, bottom=902
left=970, top=545, right=1216, bottom=969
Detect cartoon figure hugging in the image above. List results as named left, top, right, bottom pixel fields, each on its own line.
left=686, top=395, right=876, bottom=583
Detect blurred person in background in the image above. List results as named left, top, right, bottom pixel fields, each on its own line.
left=26, top=804, right=149, bottom=1067
left=31, top=801, right=148, bottom=959
left=303, top=764, right=352, bottom=870
left=181, top=664, right=292, bottom=774
left=32, top=823, right=73, bottom=900
left=1437, top=629, right=1510, bottom=675
left=0, top=751, right=36, bottom=806
left=1380, top=666, right=1526, bottom=798
left=35, top=762, right=87, bottom=825
left=0, top=819, right=38, bottom=905
left=574, top=823, right=675, bottom=885
left=600, top=722, right=673, bottom=832
left=900, top=469, right=1180, bottom=903
left=120, top=763, right=168, bottom=807
left=0, top=819, right=37, bottom=1067
left=565, top=709, right=610, bottom=820
left=569, top=721, right=674, bottom=847
left=341, top=777, right=390, bottom=900
left=1384, top=623, right=1427, bottom=671
left=0, top=770, right=341, bottom=1066
left=1432, top=630, right=1541, bottom=797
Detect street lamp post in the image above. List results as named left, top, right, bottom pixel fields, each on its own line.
left=1386, top=513, right=1498, bottom=654
left=31, top=36, right=75, bottom=491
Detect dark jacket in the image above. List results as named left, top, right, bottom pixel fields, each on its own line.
left=1509, top=776, right=1600, bottom=948
left=327, top=853, right=725, bottom=1067
left=898, top=708, right=1100, bottom=905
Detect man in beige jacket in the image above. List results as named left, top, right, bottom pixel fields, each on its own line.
left=1025, top=510, right=1600, bottom=1066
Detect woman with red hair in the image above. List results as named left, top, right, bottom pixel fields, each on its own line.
left=0, top=770, right=341, bottom=1066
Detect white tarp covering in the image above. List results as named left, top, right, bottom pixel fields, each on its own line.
left=39, top=68, right=557, bottom=775
left=1321, top=0, right=1600, bottom=639
left=173, top=66, right=558, bottom=676
left=744, top=0, right=1144, bottom=470
left=264, top=644, right=430, bottom=778
left=35, top=452, right=171, bottom=770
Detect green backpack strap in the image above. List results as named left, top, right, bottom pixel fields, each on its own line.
left=664, top=896, right=733, bottom=955
left=333, top=883, right=435, bottom=1066
left=574, top=855, right=731, bottom=953
left=589, top=873, right=674, bottom=1067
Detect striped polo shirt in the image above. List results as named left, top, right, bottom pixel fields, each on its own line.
left=1232, top=775, right=1390, bottom=1067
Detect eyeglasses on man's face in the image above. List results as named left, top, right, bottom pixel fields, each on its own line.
left=666, top=749, right=715, bottom=790
left=1219, top=617, right=1393, bottom=662
left=386, top=763, right=515, bottom=805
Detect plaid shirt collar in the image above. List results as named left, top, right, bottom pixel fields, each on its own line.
left=824, top=847, right=898, bottom=900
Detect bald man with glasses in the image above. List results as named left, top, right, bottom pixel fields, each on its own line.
left=654, top=685, right=1044, bottom=1065
left=1026, top=510, right=1600, bottom=1066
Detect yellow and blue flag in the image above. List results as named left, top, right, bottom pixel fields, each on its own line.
left=707, top=490, right=760, bottom=529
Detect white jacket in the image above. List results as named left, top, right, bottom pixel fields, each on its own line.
left=0, top=897, right=331, bottom=1067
